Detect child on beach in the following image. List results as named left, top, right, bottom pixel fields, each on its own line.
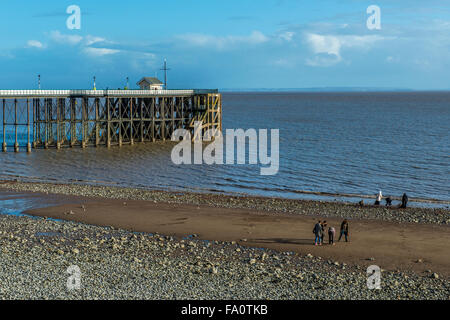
left=328, top=226, right=336, bottom=245
left=313, top=220, right=322, bottom=246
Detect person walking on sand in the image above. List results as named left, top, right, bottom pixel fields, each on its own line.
left=338, top=219, right=349, bottom=242
left=328, top=226, right=336, bottom=245
left=313, top=220, right=322, bottom=246
left=400, top=193, right=408, bottom=208
left=374, top=190, right=382, bottom=205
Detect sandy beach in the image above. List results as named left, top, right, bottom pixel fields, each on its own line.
left=0, top=180, right=449, bottom=299
left=22, top=192, right=450, bottom=278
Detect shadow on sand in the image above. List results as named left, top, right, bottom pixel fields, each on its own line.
left=249, top=238, right=316, bottom=246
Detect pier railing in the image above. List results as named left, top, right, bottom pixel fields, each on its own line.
left=0, top=89, right=220, bottom=98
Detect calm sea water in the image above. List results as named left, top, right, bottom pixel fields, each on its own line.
left=0, top=92, right=449, bottom=206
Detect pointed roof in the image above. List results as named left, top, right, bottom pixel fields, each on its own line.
left=137, top=77, right=163, bottom=86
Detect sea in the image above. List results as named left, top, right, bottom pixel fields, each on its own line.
left=0, top=92, right=449, bottom=207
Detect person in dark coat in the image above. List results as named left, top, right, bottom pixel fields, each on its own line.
left=313, top=220, right=322, bottom=246
left=338, top=219, right=349, bottom=242
left=400, top=193, right=408, bottom=208
left=385, top=196, right=392, bottom=207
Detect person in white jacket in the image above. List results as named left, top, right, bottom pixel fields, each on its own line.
left=374, top=190, right=382, bottom=205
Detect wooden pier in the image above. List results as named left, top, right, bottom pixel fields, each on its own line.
left=0, top=89, right=222, bottom=152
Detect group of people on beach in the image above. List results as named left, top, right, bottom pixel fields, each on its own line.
left=312, top=219, right=349, bottom=246
left=312, top=191, right=410, bottom=245
left=358, top=191, right=409, bottom=208
left=373, top=190, right=408, bottom=208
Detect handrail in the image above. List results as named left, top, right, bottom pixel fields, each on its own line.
left=0, top=89, right=202, bottom=97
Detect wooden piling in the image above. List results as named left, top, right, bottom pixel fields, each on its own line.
left=14, top=99, right=19, bottom=152
left=27, top=99, right=31, bottom=153
left=2, top=99, right=6, bottom=152
left=56, top=98, right=61, bottom=149
left=151, top=98, right=155, bottom=142
left=130, top=98, right=134, bottom=145
left=95, top=98, right=100, bottom=147
left=140, top=98, right=144, bottom=143
left=107, top=97, right=111, bottom=148
left=32, top=99, right=38, bottom=148
left=118, top=98, right=122, bottom=147
left=161, top=97, right=165, bottom=141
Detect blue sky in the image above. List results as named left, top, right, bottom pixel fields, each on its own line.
left=1, top=0, right=450, bottom=90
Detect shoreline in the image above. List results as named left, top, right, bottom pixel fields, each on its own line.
left=1, top=180, right=449, bottom=226
left=1, top=175, right=449, bottom=207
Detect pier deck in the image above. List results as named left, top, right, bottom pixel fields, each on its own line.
left=0, top=90, right=222, bottom=152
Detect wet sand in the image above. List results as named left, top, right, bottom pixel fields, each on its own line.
left=23, top=195, right=450, bottom=278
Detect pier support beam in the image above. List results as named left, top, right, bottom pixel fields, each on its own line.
left=2, top=99, right=6, bottom=152
left=130, top=98, right=134, bottom=145
left=95, top=98, right=100, bottom=147
left=14, top=99, right=19, bottom=152
left=106, top=97, right=111, bottom=148
left=26, top=99, right=31, bottom=153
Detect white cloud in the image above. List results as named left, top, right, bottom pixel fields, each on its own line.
left=85, top=35, right=106, bottom=46
left=305, top=33, right=389, bottom=66
left=177, top=31, right=268, bottom=50
left=279, top=31, right=295, bottom=42
left=27, top=40, right=45, bottom=49
left=50, top=31, right=83, bottom=45
left=83, top=47, right=121, bottom=57
left=306, top=33, right=341, bottom=57
left=47, top=31, right=122, bottom=58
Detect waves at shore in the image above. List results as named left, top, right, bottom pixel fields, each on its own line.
left=1, top=173, right=448, bottom=209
